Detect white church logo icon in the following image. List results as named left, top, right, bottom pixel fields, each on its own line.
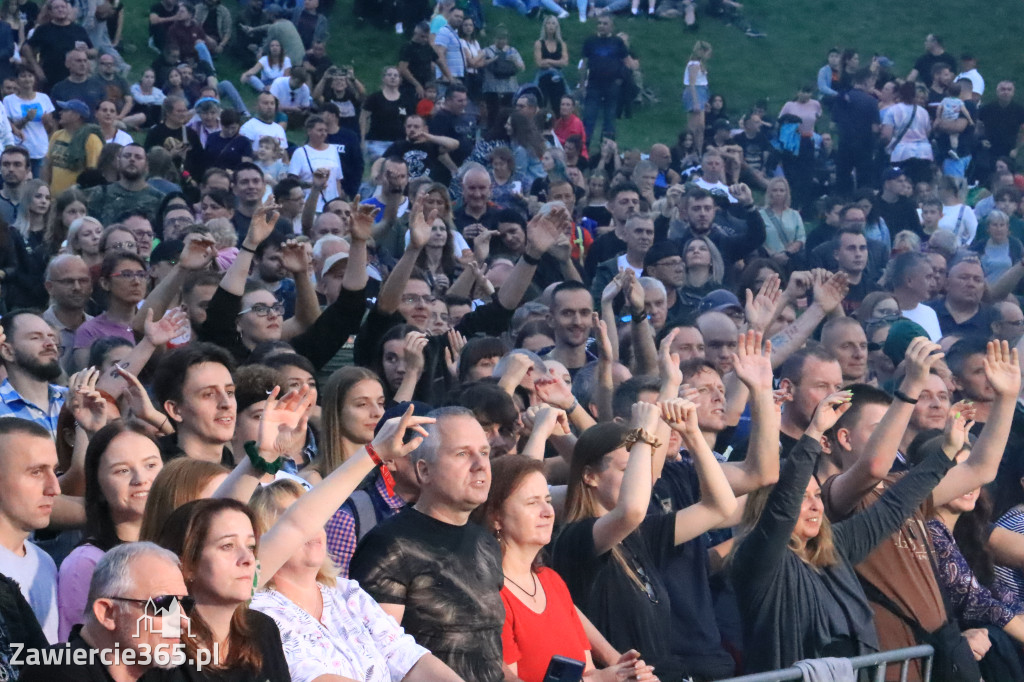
left=133, top=598, right=194, bottom=639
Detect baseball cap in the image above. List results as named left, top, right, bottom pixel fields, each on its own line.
left=56, top=99, right=91, bottom=121
left=699, top=289, right=743, bottom=315
left=320, top=251, right=349, bottom=279
left=881, top=166, right=906, bottom=183
left=882, top=319, right=930, bottom=366
left=150, top=239, right=183, bottom=266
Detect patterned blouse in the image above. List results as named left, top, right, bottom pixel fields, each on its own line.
left=251, top=580, right=429, bottom=682
left=926, top=519, right=1024, bottom=628
left=995, top=505, right=1024, bottom=600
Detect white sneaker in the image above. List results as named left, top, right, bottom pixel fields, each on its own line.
left=557, top=9, right=569, bottom=18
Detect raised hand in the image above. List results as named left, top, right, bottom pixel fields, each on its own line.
left=782, top=270, right=813, bottom=301
left=246, top=198, right=281, bottom=248
left=115, top=365, right=166, bottom=429
left=622, top=269, right=645, bottom=314
left=983, top=339, right=1021, bottom=398
left=279, top=239, right=310, bottom=275
left=812, top=270, right=849, bottom=314
left=311, top=167, right=329, bottom=192
left=349, top=195, right=379, bottom=242
left=534, top=370, right=576, bottom=410
left=592, top=312, right=614, bottom=361
left=68, top=367, right=110, bottom=436
left=729, top=182, right=754, bottom=206
left=256, top=385, right=315, bottom=461
left=444, top=329, right=467, bottom=378
left=805, top=390, right=853, bottom=439
left=630, top=400, right=662, bottom=433
left=943, top=400, right=977, bottom=459
left=731, top=329, right=773, bottom=391
left=902, top=337, right=944, bottom=390
left=660, top=397, right=701, bottom=438
left=526, top=204, right=571, bottom=256
left=531, top=404, right=571, bottom=437
left=179, top=233, right=217, bottom=270
left=144, top=306, right=188, bottom=347
left=408, top=196, right=436, bottom=250
left=369, top=405, right=435, bottom=462
left=402, top=331, right=429, bottom=377
left=744, top=273, right=781, bottom=333
left=601, top=271, right=625, bottom=307
left=658, top=327, right=683, bottom=392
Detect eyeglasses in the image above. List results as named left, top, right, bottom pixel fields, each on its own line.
left=110, top=270, right=149, bottom=281
left=107, top=595, right=196, bottom=615
left=133, top=231, right=155, bottom=240
left=165, top=216, right=193, bottom=229
left=400, top=294, right=436, bottom=306
left=50, top=277, right=91, bottom=287
left=107, top=241, right=137, bottom=251
left=238, top=302, right=285, bottom=317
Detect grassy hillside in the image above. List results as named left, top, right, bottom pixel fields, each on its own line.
left=120, top=0, right=1024, bottom=150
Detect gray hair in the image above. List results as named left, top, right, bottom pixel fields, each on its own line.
left=510, top=301, right=549, bottom=336
left=312, top=234, right=347, bottom=260
left=493, top=348, right=547, bottom=383
left=639, top=276, right=666, bottom=296
left=410, top=406, right=477, bottom=468
left=987, top=209, right=1010, bottom=225
left=884, top=250, right=931, bottom=290
left=86, top=542, right=181, bottom=611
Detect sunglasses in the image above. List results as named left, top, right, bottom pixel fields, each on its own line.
left=107, top=594, right=196, bottom=615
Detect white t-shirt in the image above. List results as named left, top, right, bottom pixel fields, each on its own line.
left=105, top=129, right=133, bottom=146
left=901, top=302, right=943, bottom=342
left=288, top=144, right=343, bottom=212
left=259, top=55, right=293, bottom=82
left=269, top=76, right=312, bottom=110
left=3, top=92, right=54, bottom=159
left=616, top=253, right=643, bottom=278
left=938, top=203, right=978, bottom=247
left=0, top=540, right=58, bottom=643
left=240, top=117, right=289, bottom=149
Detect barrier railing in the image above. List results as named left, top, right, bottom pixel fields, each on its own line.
left=716, top=645, right=934, bottom=682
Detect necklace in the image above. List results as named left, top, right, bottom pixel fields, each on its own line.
left=504, top=571, right=538, bottom=598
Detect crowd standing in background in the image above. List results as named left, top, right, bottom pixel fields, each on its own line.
left=1, top=0, right=1024, bottom=681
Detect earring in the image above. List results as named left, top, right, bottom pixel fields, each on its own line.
left=495, top=527, right=502, bottom=542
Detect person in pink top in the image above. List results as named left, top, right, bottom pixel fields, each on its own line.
left=554, top=94, right=588, bottom=159
left=779, top=85, right=823, bottom=135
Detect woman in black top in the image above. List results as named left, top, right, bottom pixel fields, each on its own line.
left=731, top=391, right=959, bottom=673
left=534, top=16, right=568, bottom=109
left=360, top=66, right=416, bottom=160
left=314, top=68, right=365, bottom=135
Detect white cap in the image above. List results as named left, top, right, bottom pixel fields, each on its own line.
left=320, top=251, right=349, bottom=279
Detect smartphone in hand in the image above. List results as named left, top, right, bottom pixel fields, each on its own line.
left=543, top=655, right=585, bottom=682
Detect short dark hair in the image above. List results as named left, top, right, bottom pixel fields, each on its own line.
left=254, top=231, right=286, bottom=259
left=679, top=358, right=718, bottom=384
left=445, top=381, right=519, bottom=429
left=220, top=109, right=241, bottom=127
left=234, top=161, right=265, bottom=183
left=261, top=352, right=316, bottom=380
left=100, top=251, right=146, bottom=279
left=458, top=336, right=510, bottom=383
left=273, top=177, right=303, bottom=202
left=778, top=345, right=837, bottom=384
left=609, top=181, right=641, bottom=201
left=233, top=365, right=282, bottom=414
left=825, top=383, right=892, bottom=447
left=495, top=208, right=526, bottom=229
left=152, top=342, right=236, bottom=408
left=946, top=336, right=990, bottom=380
left=0, top=146, right=30, bottom=166
left=550, top=280, right=590, bottom=311
left=445, top=82, right=468, bottom=97
left=0, top=416, right=52, bottom=444
left=612, top=375, right=661, bottom=420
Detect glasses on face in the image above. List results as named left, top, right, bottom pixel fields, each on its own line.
left=238, top=302, right=285, bottom=318
left=110, top=270, right=148, bottom=281
left=165, top=216, right=192, bottom=229
left=401, top=294, right=436, bottom=306
left=107, top=241, right=137, bottom=251
left=106, top=595, right=196, bottom=615
left=133, top=231, right=155, bottom=241
left=51, top=277, right=91, bottom=287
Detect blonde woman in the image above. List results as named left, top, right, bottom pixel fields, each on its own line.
left=534, top=16, right=569, bottom=108
left=683, top=41, right=711, bottom=153
left=758, top=177, right=805, bottom=266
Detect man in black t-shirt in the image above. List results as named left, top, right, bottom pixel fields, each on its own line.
left=49, top=49, right=106, bottom=113
left=877, top=168, right=924, bottom=237
left=732, top=112, right=772, bottom=189
left=350, top=407, right=504, bottom=682
left=22, top=0, right=92, bottom=87
left=398, top=22, right=444, bottom=99
left=149, top=0, right=188, bottom=51
left=428, top=83, right=476, bottom=166
left=979, top=80, right=1024, bottom=159
left=143, top=96, right=203, bottom=177
left=580, top=16, right=627, bottom=150
left=384, top=114, right=459, bottom=183
left=907, top=33, right=958, bottom=84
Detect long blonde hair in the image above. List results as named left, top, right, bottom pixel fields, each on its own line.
left=734, top=482, right=839, bottom=569
left=689, top=40, right=711, bottom=64
left=539, top=15, right=563, bottom=42
left=249, top=479, right=340, bottom=587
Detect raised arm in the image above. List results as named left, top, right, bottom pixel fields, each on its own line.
left=932, top=341, right=1021, bottom=505
left=258, top=406, right=433, bottom=584
left=591, top=401, right=661, bottom=555
left=827, top=337, right=944, bottom=516
left=664, top=398, right=738, bottom=544
left=722, top=331, right=781, bottom=495
left=132, top=233, right=217, bottom=337
left=769, top=270, right=848, bottom=368
left=496, top=204, right=572, bottom=310
left=623, top=272, right=657, bottom=375
left=378, top=196, right=432, bottom=315
left=223, top=200, right=281, bottom=295
left=280, top=240, right=321, bottom=337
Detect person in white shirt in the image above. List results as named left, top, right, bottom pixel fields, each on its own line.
left=240, top=91, right=289, bottom=150
left=269, top=66, right=314, bottom=130
left=889, top=251, right=943, bottom=341
left=3, top=67, right=53, bottom=175
left=0, top=418, right=61, bottom=642
left=288, top=114, right=343, bottom=212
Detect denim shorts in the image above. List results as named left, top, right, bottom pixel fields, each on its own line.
left=682, top=84, right=709, bottom=112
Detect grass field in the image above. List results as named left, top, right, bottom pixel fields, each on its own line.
left=120, top=0, right=1024, bottom=150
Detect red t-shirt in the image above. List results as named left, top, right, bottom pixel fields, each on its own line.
left=501, top=567, right=590, bottom=682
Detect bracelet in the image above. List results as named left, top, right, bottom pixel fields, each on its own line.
left=159, top=415, right=170, bottom=431
left=893, top=389, right=919, bottom=405
left=566, top=398, right=579, bottom=413
left=366, top=442, right=397, bottom=496
left=522, top=251, right=542, bottom=266
left=623, top=427, right=662, bottom=451
left=239, top=243, right=257, bottom=254
left=244, top=440, right=286, bottom=475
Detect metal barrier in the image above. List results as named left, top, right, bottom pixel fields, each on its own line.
left=717, top=645, right=934, bottom=682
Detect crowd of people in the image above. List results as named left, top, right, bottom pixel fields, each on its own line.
left=0, top=0, right=1024, bottom=681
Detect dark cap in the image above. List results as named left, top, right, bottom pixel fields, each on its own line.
left=56, top=99, right=91, bottom=121
left=699, top=289, right=743, bottom=314
left=643, top=241, right=683, bottom=268
left=882, top=319, right=930, bottom=366
left=881, top=166, right=906, bottom=183
left=149, top=239, right=183, bottom=266
left=374, top=401, right=434, bottom=436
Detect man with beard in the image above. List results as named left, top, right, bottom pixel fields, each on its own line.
left=0, top=146, right=29, bottom=224
left=0, top=311, right=67, bottom=439
left=86, top=144, right=166, bottom=225
left=42, top=255, right=93, bottom=374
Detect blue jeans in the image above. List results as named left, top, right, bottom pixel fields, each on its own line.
left=195, top=41, right=216, bottom=74
left=217, top=80, right=249, bottom=116
left=583, top=80, right=620, bottom=148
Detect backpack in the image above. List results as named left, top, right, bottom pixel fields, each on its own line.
left=491, top=50, right=518, bottom=79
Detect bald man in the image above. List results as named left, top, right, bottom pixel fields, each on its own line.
left=649, top=143, right=681, bottom=195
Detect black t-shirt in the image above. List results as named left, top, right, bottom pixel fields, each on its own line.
left=163, top=610, right=291, bottom=682
left=583, top=230, right=626, bottom=280
left=454, top=203, right=501, bottom=233
left=27, top=22, right=91, bottom=86
left=349, top=506, right=505, bottom=682
left=149, top=1, right=178, bottom=46
left=143, top=123, right=202, bottom=176
left=363, top=90, right=416, bottom=142
left=384, top=138, right=448, bottom=184
left=399, top=41, right=439, bottom=91
left=913, top=52, right=957, bottom=83
left=582, top=34, right=627, bottom=83
left=841, top=274, right=880, bottom=315
left=979, top=101, right=1024, bottom=158
left=649, top=461, right=736, bottom=679
left=876, top=195, right=924, bottom=238
left=732, top=130, right=772, bottom=173
left=552, top=514, right=685, bottom=680
left=429, top=108, right=476, bottom=165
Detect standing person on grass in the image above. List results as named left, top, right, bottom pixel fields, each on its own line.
left=683, top=41, right=711, bottom=154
